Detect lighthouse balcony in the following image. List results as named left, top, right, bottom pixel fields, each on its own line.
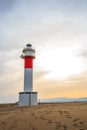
left=21, top=53, right=35, bottom=58
left=22, top=47, right=35, bottom=53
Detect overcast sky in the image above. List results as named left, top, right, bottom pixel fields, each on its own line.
left=0, top=0, right=87, bottom=103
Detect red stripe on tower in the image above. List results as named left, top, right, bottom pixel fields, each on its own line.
left=24, top=57, right=33, bottom=68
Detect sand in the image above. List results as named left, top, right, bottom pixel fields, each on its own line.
left=0, top=102, right=87, bottom=130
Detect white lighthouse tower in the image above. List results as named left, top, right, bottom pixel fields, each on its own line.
left=19, top=44, right=38, bottom=106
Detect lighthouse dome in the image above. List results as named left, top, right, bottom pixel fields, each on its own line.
left=26, top=43, right=32, bottom=47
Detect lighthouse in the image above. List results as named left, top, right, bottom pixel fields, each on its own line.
left=19, top=44, right=38, bottom=106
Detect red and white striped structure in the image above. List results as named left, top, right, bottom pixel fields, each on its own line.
left=19, top=44, right=37, bottom=106
left=22, top=44, right=35, bottom=92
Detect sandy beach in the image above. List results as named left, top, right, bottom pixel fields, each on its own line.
left=0, top=102, right=87, bottom=130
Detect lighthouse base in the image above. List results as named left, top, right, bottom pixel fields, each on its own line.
left=19, top=92, right=38, bottom=106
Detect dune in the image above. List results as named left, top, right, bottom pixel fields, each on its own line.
left=0, top=102, right=87, bottom=130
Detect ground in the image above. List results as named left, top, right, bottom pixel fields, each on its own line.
left=0, top=102, right=87, bottom=130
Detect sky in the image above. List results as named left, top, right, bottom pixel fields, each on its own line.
left=0, top=0, right=87, bottom=103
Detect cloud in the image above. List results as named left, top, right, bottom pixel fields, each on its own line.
left=0, top=0, right=87, bottom=50
left=78, top=48, right=87, bottom=58
left=34, top=72, right=87, bottom=98
left=0, top=0, right=16, bottom=14
left=34, top=70, right=50, bottom=80
left=0, top=0, right=87, bottom=102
